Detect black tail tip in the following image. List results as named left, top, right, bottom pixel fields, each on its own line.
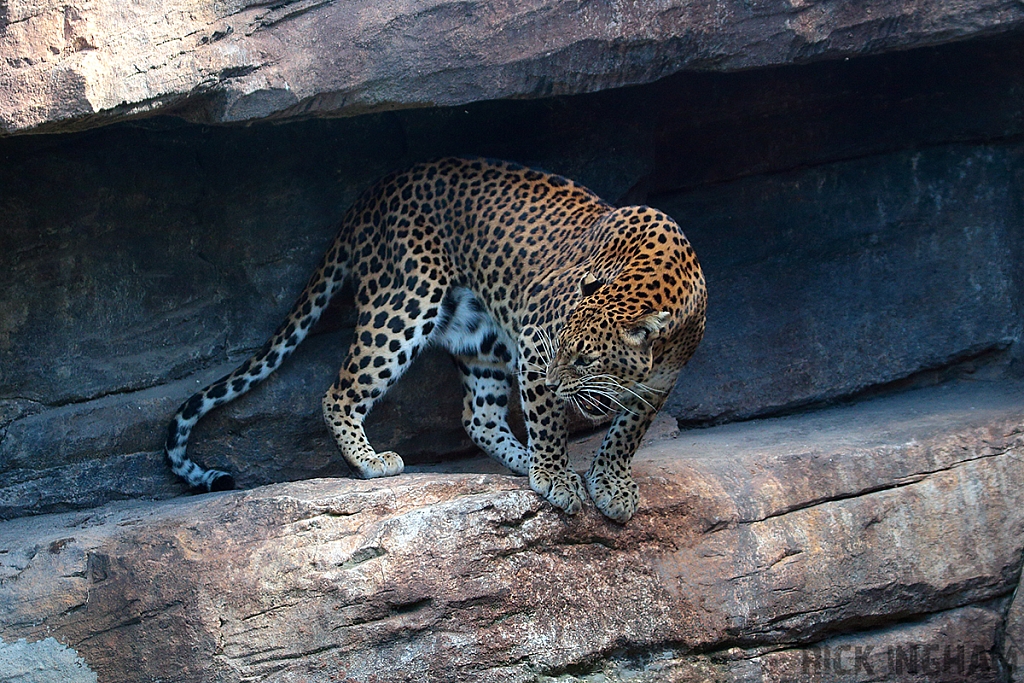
left=190, top=473, right=236, bottom=494
left=209, top=474, right=236, bottom=492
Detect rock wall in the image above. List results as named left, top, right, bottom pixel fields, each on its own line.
left=665, top=141, right=1023, bottom=422
left=2, top=33, right=1022, bottom=518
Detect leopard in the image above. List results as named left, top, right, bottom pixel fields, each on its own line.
left=163, top=157, right=706, bottom=522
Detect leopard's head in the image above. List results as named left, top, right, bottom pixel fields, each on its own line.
left=544, top=272, right=671, bottom=419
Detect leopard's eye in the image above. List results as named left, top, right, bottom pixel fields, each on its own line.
left=574, top=355, right=598, bottom=368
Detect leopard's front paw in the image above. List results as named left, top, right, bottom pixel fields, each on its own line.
left=586, top=469, right=640, bottom=523
left=529, top=467, right=585, bottom=515
left=353, top=450, right=405, bottom=479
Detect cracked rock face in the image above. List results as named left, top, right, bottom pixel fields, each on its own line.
left=0, top=380, right=1022, bottom=682
left=2, top=0, right=1024, bottom=133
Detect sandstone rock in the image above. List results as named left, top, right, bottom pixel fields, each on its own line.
left=997, top=539, right=1024, bottom=682
left=0, top=637, right=97, bottom=683
left=1, top=379, right=1021, bottom=682
left=748, top=604, right=1008, bottom=683
left=540, top=603, right=1009, bottom=682
left=2, top=0, right=1024, bottom=134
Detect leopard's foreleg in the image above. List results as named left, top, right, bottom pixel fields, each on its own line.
left=518, top=331, right=585, bottom=514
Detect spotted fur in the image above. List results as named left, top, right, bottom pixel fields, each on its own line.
left=163, top=157, right=706, bottom=522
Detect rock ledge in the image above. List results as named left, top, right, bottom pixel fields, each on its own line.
left=1, top=379, right=1023, bottom=681
left=3, top=0, right=1024, bottom=133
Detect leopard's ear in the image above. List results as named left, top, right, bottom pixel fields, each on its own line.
left=578, top=272, right=606, bottom=297
left=621, top=311, right=671, bottom=347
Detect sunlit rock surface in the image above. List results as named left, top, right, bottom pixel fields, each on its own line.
left=1, top=380, right=1022, bottom=681
left=3, top=0, right=1024, bottom=133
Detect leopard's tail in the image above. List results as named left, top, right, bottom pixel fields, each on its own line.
left=163, top=234, right=350, bottom=492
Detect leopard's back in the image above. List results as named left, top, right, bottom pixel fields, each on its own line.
left=345, top=157, right=614, bottom=325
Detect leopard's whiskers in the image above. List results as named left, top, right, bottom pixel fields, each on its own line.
left=576, top=386, right=639, bottom=416
left=583, top=375, right=658, bottom=412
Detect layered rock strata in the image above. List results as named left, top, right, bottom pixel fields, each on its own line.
left=2, top=379, right=1022, bottom=682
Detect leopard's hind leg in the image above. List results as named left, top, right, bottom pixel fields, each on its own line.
left=322, top=281, right=450, bottom=478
